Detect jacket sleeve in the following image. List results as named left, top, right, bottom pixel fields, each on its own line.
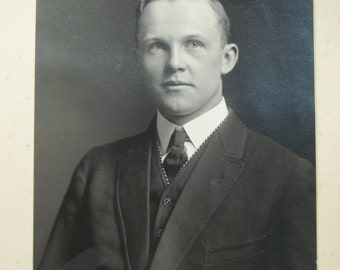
left=270, top=157, right=316, bottom=270
left=37, top=152, right=98, bottom=270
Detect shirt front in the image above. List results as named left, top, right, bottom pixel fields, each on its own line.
left=156, top=97, right=229, bottom=161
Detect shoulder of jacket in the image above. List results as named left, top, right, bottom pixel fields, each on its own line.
left=243, top=127, right=315, bottom=175
left=80, top=130, right=151, bottom=164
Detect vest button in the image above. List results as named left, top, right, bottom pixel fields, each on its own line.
left=163, top=197, right=173, bottom=207
left=157, top=229, right=163, bottom=238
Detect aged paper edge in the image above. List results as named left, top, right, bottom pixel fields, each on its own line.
left=314, top=0, right=340, bottom=268
left=0, top=0, right=339, bottom=269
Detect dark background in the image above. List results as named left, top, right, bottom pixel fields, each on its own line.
left=34, top=0, right=314, bottom=267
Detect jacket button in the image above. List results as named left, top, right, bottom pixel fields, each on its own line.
left=157, top=229, right=163, bottom=238
left=163, top=197, right=173, bottom=207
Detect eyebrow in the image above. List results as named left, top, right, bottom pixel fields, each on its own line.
left=140, top=37, right=166, bottom=47
left=141, top=33, right=210, bottom=45
left=184, top=34, right=209, bottom=40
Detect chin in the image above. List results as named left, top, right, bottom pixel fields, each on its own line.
left=161, top=107, right=198, bottom=124
left=160, top=103, right=189, bottom=116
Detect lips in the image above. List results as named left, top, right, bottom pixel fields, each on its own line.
left=161, top=81, right=192, bottom=87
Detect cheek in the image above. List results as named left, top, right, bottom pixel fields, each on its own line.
left=143, top=53, right=166, bottom=68
left=142, top=59, right=164, bottom=80
left=193, top=52, right=222, bottom=71
left=195, top=61, right=221, bottom=83
left=206, top=55, right=223, bottom=71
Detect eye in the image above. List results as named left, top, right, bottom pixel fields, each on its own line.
left=186, top=40, right=204, bottom=49
left=148, top=41, right=167, bottom=52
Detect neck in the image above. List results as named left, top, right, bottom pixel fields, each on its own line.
left=160, top=96, right=224, bottom=126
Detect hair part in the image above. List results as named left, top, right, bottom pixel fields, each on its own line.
left=135, top=0, right=231, bottom=47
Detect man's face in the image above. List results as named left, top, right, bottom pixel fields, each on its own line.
left=137, top=0, right=237, bottom=123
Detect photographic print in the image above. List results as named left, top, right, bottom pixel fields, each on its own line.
left=34, top=1, right=316, bottom=269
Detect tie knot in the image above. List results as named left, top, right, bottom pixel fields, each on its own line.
left=163, top=126, right=189, bottom=180
left=170, top=126, right=188, bottom=148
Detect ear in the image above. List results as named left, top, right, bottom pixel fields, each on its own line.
left=133, top=48, right=144, bottom=74
left=133, top=48, right=140, bottom=63
left=221, top=43, right=239, bottom=75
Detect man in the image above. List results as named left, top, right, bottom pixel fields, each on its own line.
left=38, top=0, right=316, bottom=269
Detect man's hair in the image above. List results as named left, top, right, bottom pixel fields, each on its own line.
left=135, top=0, right=231, bottom=47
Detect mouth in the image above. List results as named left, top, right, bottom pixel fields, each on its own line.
left=161, top=81, right=192, bottom=87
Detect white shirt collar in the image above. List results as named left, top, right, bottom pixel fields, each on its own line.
left=157, top=98, right=229, bottom=155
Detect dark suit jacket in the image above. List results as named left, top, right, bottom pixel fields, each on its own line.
left=38, top=110, right=316, bottom=270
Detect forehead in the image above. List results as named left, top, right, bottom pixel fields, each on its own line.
left=138, top=0, right=220, bottom=41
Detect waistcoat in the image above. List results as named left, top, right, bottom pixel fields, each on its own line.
left=148, top=135, right=210, bottom=261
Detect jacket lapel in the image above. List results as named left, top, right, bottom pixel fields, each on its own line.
left=149, top=110, right=248, bottom=270
left=116, top=127, right=155, bottom=270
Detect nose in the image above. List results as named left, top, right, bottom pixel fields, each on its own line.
left=166, top=46, right=185, bottom=72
